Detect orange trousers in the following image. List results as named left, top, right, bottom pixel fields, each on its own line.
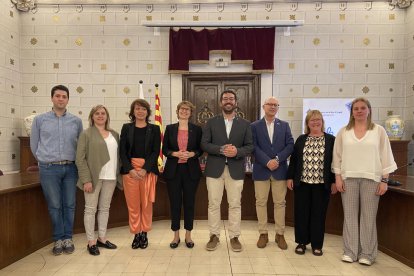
left=123, top=158, right=157, bottom=234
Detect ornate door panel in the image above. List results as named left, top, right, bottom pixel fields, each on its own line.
left=183, top=74, right=260, bottom=125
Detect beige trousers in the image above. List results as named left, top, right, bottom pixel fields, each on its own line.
left=206, top=166, right=244, bottom=239
left=84, top=179, right=116, bottom=241
left=254, top=177, right=287, bottom=235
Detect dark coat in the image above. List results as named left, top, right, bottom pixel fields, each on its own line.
left=287, top=133, right=335, bottom=190
left=201, top=115, right=254, bottom=180
left=162, top=122, right=203, bottom=180
left=119, top=122, right=161, bottom=175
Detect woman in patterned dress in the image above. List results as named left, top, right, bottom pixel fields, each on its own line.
left=287, top=110, right=337, bottom=256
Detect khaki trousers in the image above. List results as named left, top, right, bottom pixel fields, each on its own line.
left=254, top=177, right=287, bottom=235
left=84, top=179, right=116, bottom=241
left=206, top=166, right=244, bottom=239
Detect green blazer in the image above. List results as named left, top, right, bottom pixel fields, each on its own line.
left=76, top=126, right=122, bottom=191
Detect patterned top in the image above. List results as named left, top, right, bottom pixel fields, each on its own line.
left=301, top=135, right=325, bottom=184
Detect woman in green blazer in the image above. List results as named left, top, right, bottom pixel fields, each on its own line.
left=76, top=105, right=121, bottom=256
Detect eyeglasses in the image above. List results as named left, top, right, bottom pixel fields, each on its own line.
left=264, top=103, right=280, bottom=107
left=222, top=97, right=235, bottom=101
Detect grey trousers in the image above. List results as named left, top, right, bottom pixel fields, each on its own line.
left=84, top=179, right=116, bottom=241
left=341, top=178, right=379, bottom=262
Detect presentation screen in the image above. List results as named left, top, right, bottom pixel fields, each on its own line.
left=302, top=98, right=353, bottom=136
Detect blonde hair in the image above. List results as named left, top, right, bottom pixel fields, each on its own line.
left=304, top=110, right=325, bottom=134
left=346, top=97, right=375, bottom=130
left=88, top=105, right=111, bottom=130
left=176, top=100, right=195, bottom=119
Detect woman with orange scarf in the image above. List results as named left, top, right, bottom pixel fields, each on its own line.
left=120, top=99, right=161, bottom=249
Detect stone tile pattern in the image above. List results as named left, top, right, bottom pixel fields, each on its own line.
left=0, top=2, right=412, bottom=171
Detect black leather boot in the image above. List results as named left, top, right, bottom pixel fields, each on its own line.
left=140, top=232, right=148, bottom=249
left=131, top=233, right=141, bottom=249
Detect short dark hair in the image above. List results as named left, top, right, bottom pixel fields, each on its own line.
left=129, top=99, right=151, bottom=123
left=51, top=85, right=69, bottom=99
left=220, top=89, right=237, bottom=102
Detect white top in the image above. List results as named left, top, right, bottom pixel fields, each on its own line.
left=99, top=132, right=118, bottom=180
left=332, top=124, right=397, bottom=182
left=265, top=118, right=275, bottom=144
left=224, top=116, right=234, bottom=139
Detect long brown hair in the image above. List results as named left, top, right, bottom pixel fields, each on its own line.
left=346, top=97, right=375, bottom=130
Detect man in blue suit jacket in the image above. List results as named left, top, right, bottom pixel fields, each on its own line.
left=251, top=97, right=294, bottom=250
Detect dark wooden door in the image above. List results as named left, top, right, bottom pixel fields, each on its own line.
left=183, top=74, right=261, bottom=125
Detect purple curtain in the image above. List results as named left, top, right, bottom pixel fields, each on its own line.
left=169, top=28, right=275, bottom=73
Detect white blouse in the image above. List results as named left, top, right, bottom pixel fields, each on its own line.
left=99, top=132, right=118, bottom=180
left=332, top=124, right=397, bottom=182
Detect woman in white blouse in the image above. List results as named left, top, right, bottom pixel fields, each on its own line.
left=76, top=105, right=121, bottom=256
left=332, top=97, right=397, bottom=266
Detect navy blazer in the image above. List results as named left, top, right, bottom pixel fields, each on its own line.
left=251, top=118, right=294, bottom=181
left=119, top=122, right=161, bottom=175
left=162, top=123, right=203, bottom=180
left=201, top=115, right=253, bottom=180
left=287, top=133, right=335, bottom=190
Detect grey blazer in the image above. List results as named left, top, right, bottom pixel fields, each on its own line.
left=201, top=115, right=253, bottom=180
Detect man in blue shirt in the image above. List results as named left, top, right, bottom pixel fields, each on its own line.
left=30, top=85, right=83, bottom=255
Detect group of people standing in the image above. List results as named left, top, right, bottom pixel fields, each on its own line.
left=30, top=85, right=396, bottom=266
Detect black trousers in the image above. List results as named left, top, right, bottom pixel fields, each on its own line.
left=294, top=182, right=330, bottom=249
left=166, top=163, right=200, bottom=231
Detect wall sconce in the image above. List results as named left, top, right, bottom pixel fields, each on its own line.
left=10, top=0, right=36, bottom=12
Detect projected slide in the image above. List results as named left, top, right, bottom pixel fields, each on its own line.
left=303, top=98, right=353, bottom=136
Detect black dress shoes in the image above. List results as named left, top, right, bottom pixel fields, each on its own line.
left=185, top=239, right=195, bottom=248
left=87, top=244, right=100, bottom=256
left=170, top=239, right=180, bottom=249
left=140, top=232, right=148, bottom=249
left=97, top=239, right=117, bottom=249
left=132, top=233, right=141, bottom=249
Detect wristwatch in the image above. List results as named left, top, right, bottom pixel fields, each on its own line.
left=381, top=177, right=389, bottom=184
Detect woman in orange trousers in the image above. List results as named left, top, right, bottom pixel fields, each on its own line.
left=120, top=99, right=161, bottom=249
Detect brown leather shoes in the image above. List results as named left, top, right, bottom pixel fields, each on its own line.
left=257, top=233, right=269, bottom=248
left=275, top=234, right=288, bottom=250
left=230, top=237, right=243, bottom=252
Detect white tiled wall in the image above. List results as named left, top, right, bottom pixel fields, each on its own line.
left=0, top=1, right=412, bottom=172
left=0, top=2, right=21, bottom=172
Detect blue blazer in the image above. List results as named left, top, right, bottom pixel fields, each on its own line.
left=251, top=118, right=294, bottom=181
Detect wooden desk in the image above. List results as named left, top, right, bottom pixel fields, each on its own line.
left=390, top=140, right=410, bottom=175
left=1, top=173, right=414, bottom=269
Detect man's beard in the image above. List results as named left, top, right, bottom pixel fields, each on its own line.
left=222, top=104, right=236, bottom=114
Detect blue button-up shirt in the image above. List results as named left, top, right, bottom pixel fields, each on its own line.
left=30, top=110, right=83, bottom=163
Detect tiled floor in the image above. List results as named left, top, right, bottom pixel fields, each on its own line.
left=1, top=220, right=413, bottom=275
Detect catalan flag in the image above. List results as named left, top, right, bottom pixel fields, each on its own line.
left=154, top=84, right=164, bottom=171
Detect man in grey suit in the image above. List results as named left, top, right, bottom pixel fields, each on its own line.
left=201, top=90, right=253, bottom=252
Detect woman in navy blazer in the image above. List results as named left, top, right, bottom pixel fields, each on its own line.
left=287, top=110, right=337, bottom=256
left=162, top=101, right=203, bottom=249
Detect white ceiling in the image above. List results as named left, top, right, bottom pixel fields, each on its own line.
left=35, top=0, right=389, bottom=4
